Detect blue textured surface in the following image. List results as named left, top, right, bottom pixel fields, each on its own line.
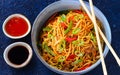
left=0, top=0, right=120, bottom=75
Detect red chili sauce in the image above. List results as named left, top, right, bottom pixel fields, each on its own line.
left=5, top=17, right=28, bottom=36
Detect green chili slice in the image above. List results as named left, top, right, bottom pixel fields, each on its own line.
left=43, top=27, right=51, bottom=32
left=42, top=43, right=55, bottom=56
left=64, top=21, right=73, bottom=34
left=72, top=28, right=81, bottom=34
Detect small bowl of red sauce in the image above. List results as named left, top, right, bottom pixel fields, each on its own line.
left=3, top=14, right=31, bottom=39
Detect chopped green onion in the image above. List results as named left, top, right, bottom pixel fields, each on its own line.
left=90, top=32, right=96, bottom=43
left=72, top=40, right=84, bottom=46
left=48, top=33, right=52, bottom=38
left=78, top=14, right=84, bottom=19
left=59, top=39, right=66, bottom=53
left=43, top=27, right=51, bottom=32
left=78, top=40, right=84, bottom=46
left=72, top=40, right=78, bottom=45
left=42, top=43, right=55, bottom=56
left=75, top=14, right=84, bottom=21
left=72, top=28, right=81, bottom=34
left=75, top=50, right=84, bottom=57
left=64, top=21, right=73, bottom=34
left=48, top=33, right=54, bottom=39
left=58, top=56, right=66, bottom=62
left=73, top=59, right=82, bottom=64
left=61, top=14, right=66, bottom=22
left=77, top=53, right=84, bottom=57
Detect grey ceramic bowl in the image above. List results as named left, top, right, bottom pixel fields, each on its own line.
left=31, top=0, right=111, bottom=75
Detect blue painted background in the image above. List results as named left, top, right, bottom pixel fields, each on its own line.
left=0, top=0, right=120, bottom=75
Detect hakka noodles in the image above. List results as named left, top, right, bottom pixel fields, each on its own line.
left=38, top=9, right=104, bottom=72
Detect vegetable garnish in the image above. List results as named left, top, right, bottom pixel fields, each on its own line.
left=61, top=14, right=66, bottom=22
left=74, top=14, right=84, bottom=21
left=72, top=28, right=81, bottom=34
left=48, top=33, right=52, bottom=38
left=58, top=56, right=66, bottom=62
left=66, top=37, right=77, bottom=43
left=47, top=33, right=54, bottom=40
left=60, top=22, right=67, bottom=29
left=73, top=59, right=82, bottom=65
left=66, top=54, right=76, bottom=61
left=43, top=27, right=52, bottom=32
left=59, top=39, right=66, bottom=53
left=42, top=43, right=55, bottom=56
left=72, top=40, right=84, bottom=46
left=74, top=50, right=84, bottom=57
left=89, top=32, right=96, bottom=43
left=64, top=21, right=73, bottom=34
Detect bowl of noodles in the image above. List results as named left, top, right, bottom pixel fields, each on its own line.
left=31, top=0, right=111, bottom=75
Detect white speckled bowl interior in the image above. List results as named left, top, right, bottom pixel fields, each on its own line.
left=31, top=0, right=111, bottom=75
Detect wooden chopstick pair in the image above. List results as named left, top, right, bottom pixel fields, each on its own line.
left=79, top=0, right=107, bottom=75
left=79, top=0, right=120, bottom=75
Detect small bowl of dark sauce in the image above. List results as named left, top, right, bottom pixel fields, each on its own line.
left=3, top=42, right=33, bottom=68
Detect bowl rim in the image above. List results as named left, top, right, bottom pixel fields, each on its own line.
left=31, top=0, right=111, bottom=74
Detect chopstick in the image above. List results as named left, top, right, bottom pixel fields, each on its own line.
left=89, top=0, right=107, bottom=75
left=79, top=0, right=120, bottom=67
left=79, top=0, right=107, bottom=75
left=89, top=0, right=108, bottom=75
left=79, top=0, right=120, bottom=74
left=98, top=27, right=120, bottom=67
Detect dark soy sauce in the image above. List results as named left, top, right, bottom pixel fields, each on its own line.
left=8, top=46, right=29, bottom=65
